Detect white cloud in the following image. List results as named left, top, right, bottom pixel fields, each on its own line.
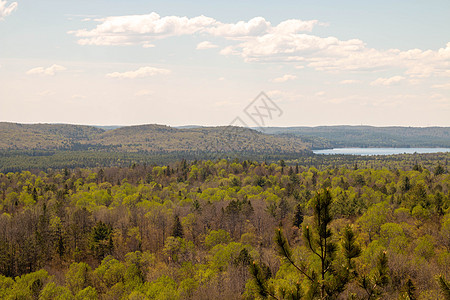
left=71, top=94, right=86, bottom=100
left=106, top=66, right=171, bottom=79
left=339, top=79, right=360, bottom=84
left=432, top=83, right=450, bottom=89
left=221, top=34, right=450, bottom=78
left=370, top=76, right=405, bottom=86
left=315, top=91, right=326, bottom=97
left=214, top=100, right=240, bottom=107
left=225, top=35, right=450, bottom=78
left=196, top=41, right=218, bottom=50
left=430, top=93, right=450, bottom=108
left=37, top=90, right=55, bottom=97
left=272, top=19, right=319, bottom=34
left=26, top=64, right=67, bottom=76
left=70, top=13, right=217, bottom=46
left=208, top=17, right=270, bottom=37
left=409, top=79, right=421, bottom=85
left=134, top=89, right=154, bottom=96
left=266, top=90, right=303, bottom=103
left=69, top=12, right=320, bottom=46
left=0, top=0, right=17, bottom=20
left=142, top=43, right=155, bottom=48
left=68, top=12, right=450, bottom=78
left=271, top=74, right=297, bottom=83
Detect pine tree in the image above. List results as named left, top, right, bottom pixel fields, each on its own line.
left=293, top=204, right=304, bottom=228
left=437, top=275, right=450, bottom=300
left=254, top=189, right=361, bottom=299
left=358, top=251, right=389, bottom=299
left=342, top=225, right=361, bottom=275
left=435, top=163, right=445, bottom=176
left=172, top=215, right=184, bottom=238
left=90, top=221, right=113, bottom=260
left=250, top=261, right=276, bottom=299
left=403, top=278, right=416, bottom=300
left=303, top=189, right=336, bottom=298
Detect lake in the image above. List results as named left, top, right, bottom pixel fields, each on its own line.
left=313, top=148, right=450, bottom=156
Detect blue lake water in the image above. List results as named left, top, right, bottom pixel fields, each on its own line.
left=313, top=148, right=450, bottom=156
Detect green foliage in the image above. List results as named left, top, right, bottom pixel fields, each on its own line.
left=40, top=282, right=73, bottom=300
left=74, top=286, right=98, bottom=300
left=249, top=261, right=273, bottom=299
left=267, top=190, right=360, bottom=299
left=0, top=158, right=448, bottom=298
left=6, top=269, right=49, bottom=299
left=414, top=235, right=435, bottom=260
left=172, top=215, right=184, bottom=238
left=341, top=225, right=362, bottom=270
left=292, top=204, right=304, bottom=228
left=94, top=256, right=127, bottom=289
left=358, top=251, right=389, bottom=299
left=142, top=275, right=179, bottom=299
left=65, top=262, right=92, bottom=295
left=379, top=223, right=408, bottom=253
left=163, top=237, right=194, bottom=265
left=358, top=201, right=390, bottom=241
left=0, top=275, right=14, bottom=298
left=402, top=278, right=417, bottom=300
left=90, top=221, right=114, bottom=260
left=204, top=229, right=231, bottom=249
left=435, top=164, right=446, bottom=176
left=437, top=275, right=450, bottom=300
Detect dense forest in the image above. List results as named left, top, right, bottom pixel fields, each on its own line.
left=2, top=122, right=450, bottom=174
left=3, top=123, right=450, bottom=154
left=0, top=156, right=449, bottom=299
left=0, top=123, right=309, bottom=153
left=262, top=126, right=450, bottom=149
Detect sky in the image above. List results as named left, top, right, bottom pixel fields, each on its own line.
left=0, top=0, right=449, bottom=127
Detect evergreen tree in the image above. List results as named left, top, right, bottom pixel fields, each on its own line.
left=403, top=278, right=416, bottom=300
left=302, top=189, right=337, bottom=299
left=89, top=221, right=113, bottom=260
left=172, top=215, right=184, bottom=238
left=437, top=275, right=450, bottom=300
left=341, top=225, right=361, bottom=276
left=252, top=189, right=361, bottom=299
left=293, top=204, right=304, bottom=228
left=435, top=163, right=445, bottom=176
left=358, top=251, right=389, bottom=300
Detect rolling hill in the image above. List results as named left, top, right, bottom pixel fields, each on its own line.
left=2, top=122, right=450, bottom=172
left=2, top=123, right=450, bottom=154
left=0, top=122, right=309, bottom=153
left=260, top=126, right=450, bottom=148
left=0, top=122, right=103, bottom=150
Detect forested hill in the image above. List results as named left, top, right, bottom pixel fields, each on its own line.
left=260, top=126, right=450, bottom=148
left=3, top=122, right=450, bottom=154
left=0, top=122, right=104, bottom=150
left=0, top=122, right=309, bottom=153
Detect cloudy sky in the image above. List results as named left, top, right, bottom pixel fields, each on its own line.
left=1, top=0, right=449, bottom=127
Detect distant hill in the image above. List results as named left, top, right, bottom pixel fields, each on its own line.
left=85, top=124, right=308, bottom=153
left=2, top=123, right=450, bottom=155
left=2, top=122, right=450, bottom=172
left=0, top=122, right=103, bottom=150
left=93, top=125, right=123, bottom=131
left=0, top=122, right=309, bottom=154
left=260, top=126, right=450, bottom=149
left=174, top=125, right=204, bottom=129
